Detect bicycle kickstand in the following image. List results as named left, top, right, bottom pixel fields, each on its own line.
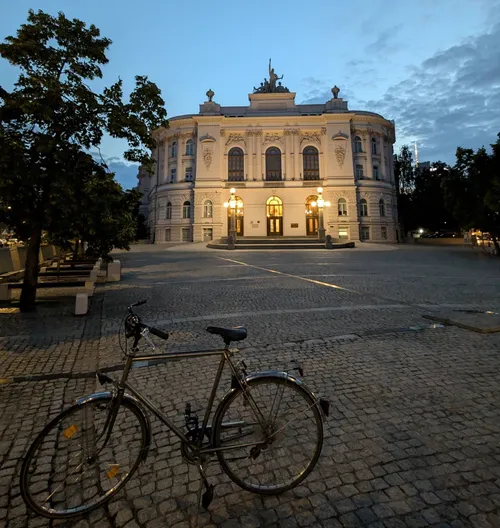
left=197, top=463, right=214, bottom=510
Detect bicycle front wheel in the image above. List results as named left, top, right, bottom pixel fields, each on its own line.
left=20, top=396, right=147, bottom=519
left=213, top=376, right=324, bottom=494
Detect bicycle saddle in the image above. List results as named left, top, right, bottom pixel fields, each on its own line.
left=206, top=326, right=247, bottom=343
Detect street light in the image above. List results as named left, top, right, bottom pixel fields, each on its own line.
left=223, top=187, right=237, bottom=242
left=316, top=187, right=331, bottom=242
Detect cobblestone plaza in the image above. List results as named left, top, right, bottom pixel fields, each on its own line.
left=1, top=244, right=500, bottom=527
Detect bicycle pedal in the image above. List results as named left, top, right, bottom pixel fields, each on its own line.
left=201, top=484, right=214, bottom=510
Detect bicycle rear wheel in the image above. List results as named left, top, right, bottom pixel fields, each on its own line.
left=20, top=396, right=147, bottom=519
left=213, top=376, right=323, bottom=494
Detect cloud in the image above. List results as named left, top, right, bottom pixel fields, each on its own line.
left=90, top=151, right=139, bottom=189
left=363, top=20, right=500, bottom=163
left=365, top=24, right=403, bottom=55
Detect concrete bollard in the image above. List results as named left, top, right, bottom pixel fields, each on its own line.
left=89, top=269, right=98, bottom=281
left=9, top=247, right=21, bottom=271
left=107, top=260, right=121, bottom=282
left=0, top=284, right=11, bottom=301
left=75, top=293, right=89, bottom=315
left=84, top=280, right=95, bottom=297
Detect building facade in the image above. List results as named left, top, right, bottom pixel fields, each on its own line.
left=140, top=65, right=399, bottom=244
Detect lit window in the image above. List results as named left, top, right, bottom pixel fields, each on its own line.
left=379, top=199, right=386, bottom=217
left=361, top=226, right=370, bottom=241
left=354, top=136, right=362, bottom=153
left=355, top=165, right=364, bottom=179
left=203, top=200, right=213, bottom=218
left=182, top=200, right=191, bottom=219
left=185, top=139, right=194, bottom=156
left=338, top=226, right=348, bottom=239
left=360, top=199, right=368, bottom=217
left=166, top=202, right=172, bottom=220
left=338, top=198, right=347, bottom=216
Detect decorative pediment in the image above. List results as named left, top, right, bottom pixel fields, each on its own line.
left=331, top=131, right=349, bottom=141
left=226, top=134, right=246, bottom=147
left=199, top=134, right=216, bottom=144
left=301, top=132, right=321, bottom=145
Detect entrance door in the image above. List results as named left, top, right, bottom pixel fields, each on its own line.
left=227, top=196, right=244, bottom=236
left=305, top=195, right=319, bottom=236
left=266, top=196, right=283, bottom=236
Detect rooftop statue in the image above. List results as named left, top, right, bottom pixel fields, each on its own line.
left=253, top=59, right=290, bottom=93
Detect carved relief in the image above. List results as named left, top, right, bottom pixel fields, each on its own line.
left=220, top=129, right=225, bottom=137
left=284, top=128, right=300, bottom=136
left=301, top=132, right=321, bottom=145
left=225, top=134, right=246, bottom=147
left=247, top=129, right=262, bottom=137
left=263, top=134, right=282, bottom=144
left=321, top=127, right=327, bottom=135
left=203, top=148, right=213, bottom=170
left=335, top=144, right=346, bottom=168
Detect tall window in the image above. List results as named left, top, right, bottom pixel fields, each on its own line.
left=373, top=165, right=380, bottom=180
left=185, top=139, right=194, bottom=156
left=170, top=168, right=176, bottom=183
left=361, top=226, right=370, bottom=241
left=265, top=147, right=282, bottom=181
left=203, top=200, right=213, bottom=218
left=355, top=164, right=364, bottom=179
left=371, top=137, right=378, bottom=155
left=338, top=198, right=347, bottom=216
left=185, top=167, right=193, bottom=181
left=360, top=199, right=368, bottom=217
left=166, top=202, right=172, bottom=220
left=381, top=226, right=388, bottom=240
left=171, top=141, right=177, bottom=158
left=354, top=136, right=362, bottom=153
left=228, top=147, right=244, bottom=181
left=182, top=200, right=191, bottom=219
left=303, top=146, right=320, bottom=180
left=379, top=199, right=386, bottom=217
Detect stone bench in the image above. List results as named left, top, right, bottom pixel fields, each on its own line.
left=0, top=280, right=95, bottom=302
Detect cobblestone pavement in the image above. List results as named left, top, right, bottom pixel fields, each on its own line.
left=2, top=244, right=500, bottom=527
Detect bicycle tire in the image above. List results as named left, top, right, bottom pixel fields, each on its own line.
left=20, top=395, right=148, bottom=519
left=212, top=376, right=323, bottom=495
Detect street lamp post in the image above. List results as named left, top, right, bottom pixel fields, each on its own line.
left=316, top=187, right=331, bottom=242
left=223, top=188, right=237, bottom=244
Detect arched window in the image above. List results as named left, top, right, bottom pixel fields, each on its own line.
left=354, top=136, right=363, bottom=153
left=371, top=137, right=378, bottom=155
left=171, top=141, right=177, bottom=158
left=266, top=147, right=282, bottom=181
left=379, top=199, right=386, bottom=217
left=360, top=199, right=368, bottom=217
left=182, top=200, right=191, bottom=219
left=203, top=200, right=213, bottom=218
left=303, top=146, right=320, bottom=180
left=166, top=202, right=172, bottom=220
left=228, top=147, right=244, bottom=181
left=338, top=198, right=348, bottom=216
left=185, top=139, right=194, bottom=156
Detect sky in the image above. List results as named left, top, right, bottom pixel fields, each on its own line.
left=1, top=0, right=500, bottom=188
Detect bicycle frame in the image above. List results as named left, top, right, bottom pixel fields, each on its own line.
left=104, top=332, right=268, bottom=457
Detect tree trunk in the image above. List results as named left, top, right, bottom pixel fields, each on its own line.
left=19, top=225, right=43, bottom=312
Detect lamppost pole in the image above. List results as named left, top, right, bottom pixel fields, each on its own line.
left=316, top=187, right=328, bottom=242
left=224, top=188, right=237, bottom=246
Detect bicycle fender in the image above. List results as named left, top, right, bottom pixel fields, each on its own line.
left=75, top=391, right=152, bottom=462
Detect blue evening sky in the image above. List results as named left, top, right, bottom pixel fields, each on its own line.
left=1, top=0, right=499, bottom=188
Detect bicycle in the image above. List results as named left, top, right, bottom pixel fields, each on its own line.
left=20, top=300, right=329, bottom=519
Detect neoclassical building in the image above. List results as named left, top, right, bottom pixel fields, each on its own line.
left=139, top=63, right=399, bottom=243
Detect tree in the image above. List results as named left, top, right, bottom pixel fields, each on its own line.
left=0, top=10, right=167, bottom=311
left=393, top=145, right=415, bottom=233
left=443, top=134, right=500, bottom=254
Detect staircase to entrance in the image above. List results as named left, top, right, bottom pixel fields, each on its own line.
left=207, top=236, right=355, bottom=250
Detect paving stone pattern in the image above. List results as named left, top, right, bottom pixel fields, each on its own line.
left=1, top=244, right=500, bottom=527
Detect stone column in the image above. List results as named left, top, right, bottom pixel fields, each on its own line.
left=255, top=130, right=262, bottom=180
left=247, top=131, right=253, bottom=181
left=320, top=128, right=327, bottom=181
left=176, top=135, right=182, bottom=182
left=284, top=131, right=291, bottom=180
left=293, top=131, right=301, bottom=180
left=367, top=133, right=374, bottom=179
